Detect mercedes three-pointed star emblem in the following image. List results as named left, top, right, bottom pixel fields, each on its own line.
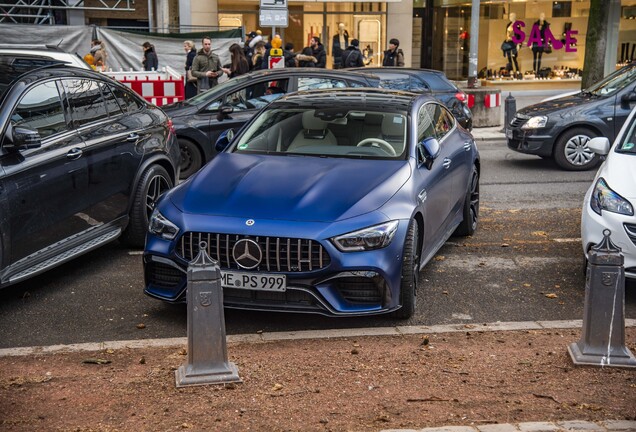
left=232, top=239, right=262, bottom=269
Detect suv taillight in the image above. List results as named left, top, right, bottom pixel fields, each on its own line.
left=167, top=119, right=176, bottom=135
left=455, top=92, right=467, bottom=104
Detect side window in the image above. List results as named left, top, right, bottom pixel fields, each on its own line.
left=226, top=79, right=289, bottom=111
left=433, top=104, right=454, bottom=140
left=99, top=83, right=124, bottom=117
left=64, top=79, right=109, bottom=127
left=417, top=104, right=437, bottom=143
left=409, top=77, right=429, bottom=92
left=10, top=80, right=66, bottom=139
left=297, top=77, right=347, bottom=91
left=110, top=84, right=143, bottom=113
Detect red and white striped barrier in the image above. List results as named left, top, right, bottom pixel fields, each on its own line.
left=102, top=67, right=185, bottom=107
left=484, top=93, right=501, bottom=108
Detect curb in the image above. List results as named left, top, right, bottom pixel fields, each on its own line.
left=1, top=319, right=635, bottom=357
left=380, top=419, right=636, bottom=432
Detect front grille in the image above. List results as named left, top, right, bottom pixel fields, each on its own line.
left=510, top=116, right=526, bottom=128
left=224, top=287, right=317, bottom=306
left=146, top=261, right=184, bottom=288
left=177, top=232, right=331, bottom=272
left=335, top=277, right=384, bottom=305
left=624, top=223, right=636, bottom=247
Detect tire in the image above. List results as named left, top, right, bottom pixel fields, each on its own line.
left=121, top=165, right=173, bottom=248
left=392, top=220, right=420, bottom=319
left=454, top=166, right=480, bottom=237
left=179, top=138, right=203, bottom=179
left=553, top=127, right=599, bottom=171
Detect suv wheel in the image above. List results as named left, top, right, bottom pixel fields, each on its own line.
left=179, top=138, right=203, bottom=179
left=121, top=165, right=173, bottom=248
left=553, top=127, right=599, bottom=171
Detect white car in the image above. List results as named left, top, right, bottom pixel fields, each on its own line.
left=581, top=108, right=636, bottom=280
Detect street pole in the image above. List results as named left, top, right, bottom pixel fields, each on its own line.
left=467, top=0, right=480, bottom=88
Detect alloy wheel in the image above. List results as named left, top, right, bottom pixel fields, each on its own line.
left=564, top=134, right=595, bottom=166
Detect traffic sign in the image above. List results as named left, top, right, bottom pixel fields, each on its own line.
left=259, top=9, right=288, bottom=27
left=260, top=0, right=286, bottom=9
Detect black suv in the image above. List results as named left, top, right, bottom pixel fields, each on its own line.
left=0, top=62, right=180, bottom=288
left=506, top=63, right=636, bottom=170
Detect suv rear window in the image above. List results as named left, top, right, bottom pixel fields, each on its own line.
left=420, top=73, right=457, bottom=92
left=0, top=55, right=66, bottom=99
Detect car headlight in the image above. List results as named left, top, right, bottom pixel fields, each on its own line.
left=332, top=221, right=399, bottom=252
left=521, top=116, right=548, bottom=130
left=590, top=177, right=634, bottom=216
left=148, top=209, right=180, bottom=240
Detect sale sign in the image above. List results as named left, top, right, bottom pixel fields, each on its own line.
left=510, top=20, right=578, bottom=52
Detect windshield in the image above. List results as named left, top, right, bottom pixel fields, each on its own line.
left=231, top=107, right=408, bottom=160
left=586, top=65, right=636, bottom=96
left=617, top=115, right=636, bottom=154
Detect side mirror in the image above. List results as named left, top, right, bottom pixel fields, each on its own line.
left=420, top=137, right=440, bottom=159
left=620, top=91, right=636, bottom=107
left=4, top=124, right=42, bottom=150
left=587, top=137, right=610, bottom=156
left=215, top=128, right=235, bottom=152
left=216, top=105, right=234, bottom=122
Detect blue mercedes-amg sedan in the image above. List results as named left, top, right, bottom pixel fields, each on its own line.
left=143, top=88, right=480, bottom=319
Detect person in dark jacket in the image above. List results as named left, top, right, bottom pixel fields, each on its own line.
left=191, top=36, right=224, bottom=93
left=183, top=40, right=197, bottom=99
left=142, top=42, right=159, bottom=71
left=221, top=43, right=250, bottom=78
left=310, top=36, right=327, bottom=68
left=296, top=46, right=317, bottom=68
left=283, top=42, right=297, bottom=68
left=382, top=38, right=405, bottom=67
left=341, top=39, right=364, bottom=68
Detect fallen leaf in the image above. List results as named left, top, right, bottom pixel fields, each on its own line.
left=136, top=323, right=146, bottom=329
left=532, top=231, right=548, bottom=237
left=272, top=383, right=283, bottom=391
left=523, top=283, right=531, bottom=287
left=139, top=356, right=146, bottom=365
left=545, top=293, right=558, bottom=299
left=434, top=256, right=445, bottom=261
left=82, top=358, right=111, bottom=365
left=501, top=243, right=510, bottom=247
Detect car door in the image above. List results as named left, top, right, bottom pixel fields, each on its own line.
left=0, top=79, right=89, bottom=264
left=63, top=78, right=140, bottom=225
left=203, top=78, right=290, bottom=146
left=432, top=103, right=466, bottom=220
left=413, top=103, right=453, bottom=251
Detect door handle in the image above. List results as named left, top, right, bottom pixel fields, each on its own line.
left=126, top=133, right=140, bottom=142
left=443, top=158, right=451, bottom=169
left=66, top=148, right=83, bottom=160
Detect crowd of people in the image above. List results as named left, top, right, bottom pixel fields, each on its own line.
left=83, top=31, right=406, bottom=100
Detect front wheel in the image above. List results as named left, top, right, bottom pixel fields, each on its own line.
left=121, top=165, right=173, bottom=248
left=179, top=138, right=203, bottom=179
left=553, top=128, right=599, bottom=171
left=391, top=220, right=420, bottom=319
left=454, top=166, right=480, bottom=236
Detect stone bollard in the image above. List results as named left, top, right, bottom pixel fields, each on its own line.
left=175, top=241, right=242, bottom=387
left=568, top=230, right=636, bottom=368
left=504, top=92, right=516, bottom=128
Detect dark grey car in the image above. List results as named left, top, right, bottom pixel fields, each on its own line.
left=0, top=63, right=180, bottom=288
left=163, top=68, right=381, bottom=178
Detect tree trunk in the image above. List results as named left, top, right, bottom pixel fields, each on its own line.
left=582, top=0, right=609, bottom=89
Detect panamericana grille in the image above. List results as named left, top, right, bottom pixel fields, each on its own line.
left=177, top=232, right=331, bottom=272
left=625, top=223, right=636, bottom=247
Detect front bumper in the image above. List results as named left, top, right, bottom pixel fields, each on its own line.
left=581, top=193, right=636, bottom=281
left=506, top=126, right=556, bottom=157
left=143, top=220, right=410, bottom=317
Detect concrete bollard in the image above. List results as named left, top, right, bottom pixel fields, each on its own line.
left=175, top=241, right=242, bottom=387
left=568, top=230, right=636, bottom=368
left=504, top=92, right=516, bottom=128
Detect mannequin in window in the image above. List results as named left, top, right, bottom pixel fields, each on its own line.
left=332, top=23, right=349, bottom=69
left=532, top=13, right=550, bottom=73
left=503, top=12, right=521, bottom=79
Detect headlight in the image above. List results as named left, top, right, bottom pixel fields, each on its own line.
left=590, top=178, right=634, bottom=216
left=521, top=116, right=548, bottom=130
left=332, top=221, right=399, bottom=252
left=148, top=209, right=180, bottom=240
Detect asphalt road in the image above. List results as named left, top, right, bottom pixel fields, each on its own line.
left=1, top=138, right=634, bottom=349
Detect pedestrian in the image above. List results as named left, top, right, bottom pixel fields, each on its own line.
left=142, top=42, right=159, bottom=71
left=251, top=41, right=267, bottom=71
left=283, top=42, right=297, bottom=68
left=183, top=40, right=197, bottom=99
left=191, top=36, right=224, bottom=93
left=382, top=38, right=405, bottom=67
left=309, top=36, right=326, bottom=68
left=243, top=31, right=263, bottom=71
left=341, top=39, right=364, bottom=68
left=221, top=43, right=250, bottom=79
left=296, top=46, right=317, bottom=67
left=89, top=39, right=107, bottom=71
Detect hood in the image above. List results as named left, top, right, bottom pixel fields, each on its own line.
left=518, top=92, right=603, bottom=117
left=160, top=101, right=198, bottom=118
left=169, top=153, right=411, bottom=222
left=600, top=151, right=636, bottom=199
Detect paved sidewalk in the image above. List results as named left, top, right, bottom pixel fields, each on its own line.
left=382, top=419, right=636, bottom=432
left=471, top=126, right=505, bottom=141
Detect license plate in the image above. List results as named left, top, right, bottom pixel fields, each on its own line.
left=505, top=128, right=513, bottom=139
left=221, top=270, right=286, bottom=292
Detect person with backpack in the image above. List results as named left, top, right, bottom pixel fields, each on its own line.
left=382, top=38, right=405, bottom=67
left=341, top=39, right=364, bottom=68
